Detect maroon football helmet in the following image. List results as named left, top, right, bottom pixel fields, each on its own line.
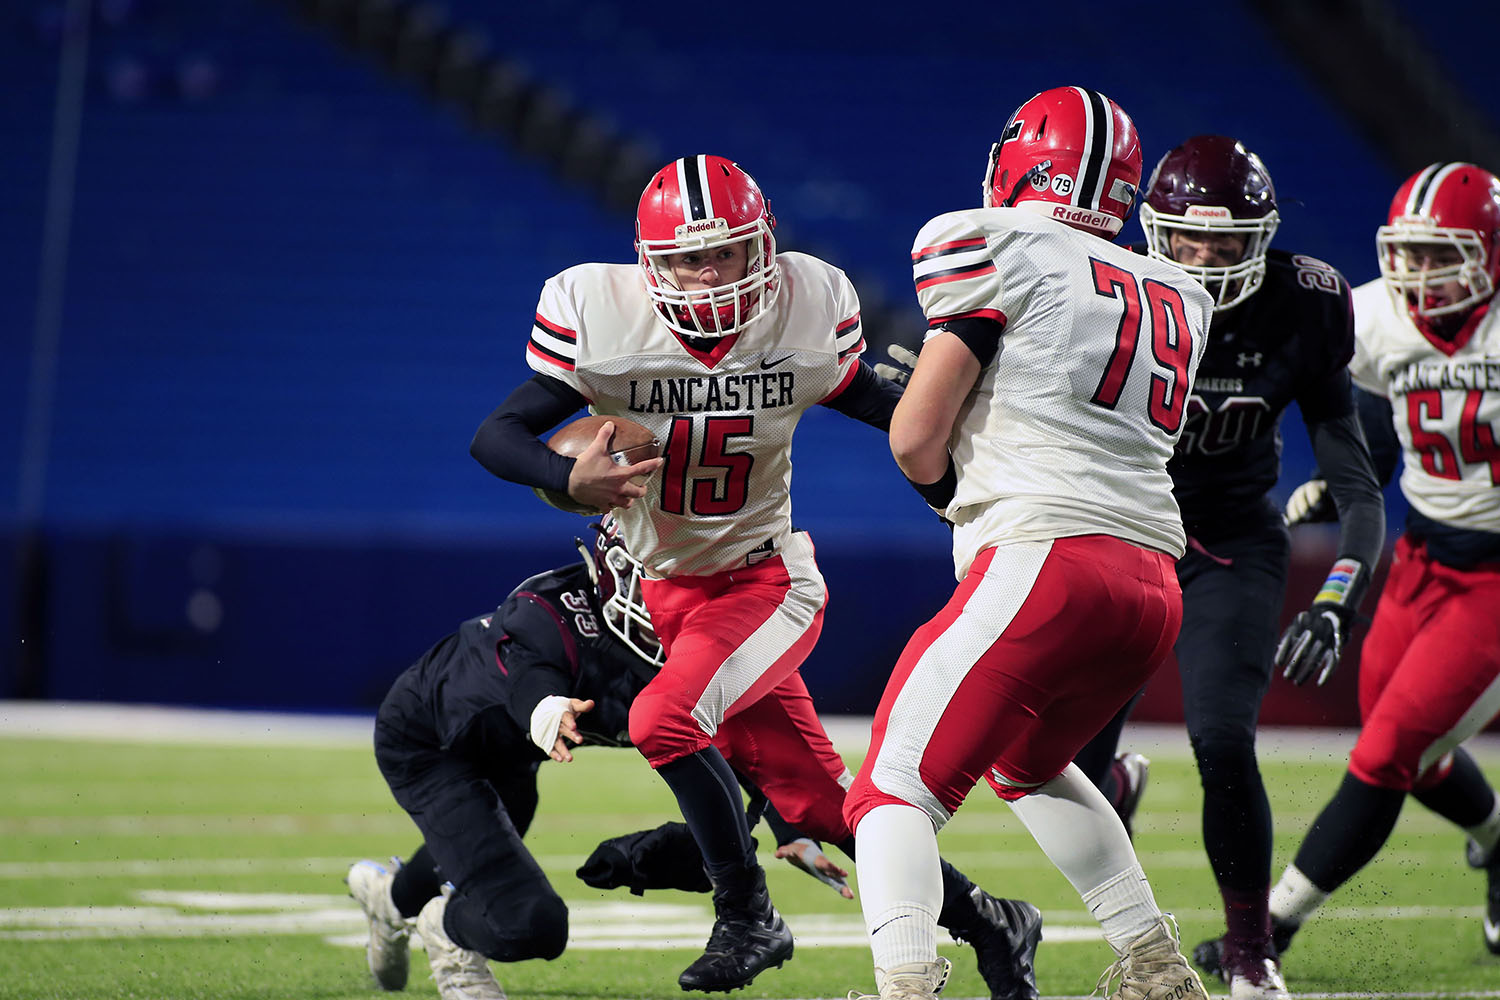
left=577, top=515, right=663, bottom=669
left=1138, top=135, right=1279, bottom=312
left=1377, top=162, right=1500, bottom=338
left=636, top=154, right=779, bottom=338
left=982, top=86, right=1142, bottom=239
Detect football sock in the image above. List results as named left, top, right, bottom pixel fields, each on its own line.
left=1290, top=770, right=1405, bottom=893
left=1082, top=866, right=1162, bottom=952
left=391, top=844, right=443, bottom=919
left=1268, top=865, right=1328, bottom=926
left=1220, top=884, right=1272, bottom=947
left=1005, top=763, right=1161, bottom=950
left=1468, top=795, right=1500, bottom=862
left=854, top=803, right=942, bottom=971
left=656, top=748, right=758, bottom=889
left=1413, top=748, right=1500, bottom=851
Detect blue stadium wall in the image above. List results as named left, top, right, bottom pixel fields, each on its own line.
left=5, top=0, right=1492, bottom=723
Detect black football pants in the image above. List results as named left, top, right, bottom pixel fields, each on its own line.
left=374, top=664, right=568, bottom=962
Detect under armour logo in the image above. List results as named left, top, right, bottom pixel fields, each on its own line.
left=1237, top=352, right=1264, bottom=368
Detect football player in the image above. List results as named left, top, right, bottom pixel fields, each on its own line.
left=346, top=522, right=1032, bottom=999
left=1063, top=134, right=1386, bottom=1000
left=841, top=87, right=1215, bottom=1000
left=1258, top=162, right=1500, bottom=963
left=468, top=156, right=1043, bottom=998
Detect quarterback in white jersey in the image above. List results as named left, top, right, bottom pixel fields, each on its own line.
left=471, top=155, right=1041, bottom=997
left=1268, top=162, right=1500, bottom=964
left=525, top=250, right=863, bottom=577
left=842, top=88, right=1212, bottom=1000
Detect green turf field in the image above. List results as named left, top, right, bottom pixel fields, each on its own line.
left=2, top=707, right=1498, bottom=999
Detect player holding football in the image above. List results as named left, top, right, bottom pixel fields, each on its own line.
left=469, top=155, right=1042, bottom=998
left=1249, top=162, right=1500, bottom=964
left=1063, top=135, right=1385, bottom=1000
left=841, top=87, right=1214, bottom=1000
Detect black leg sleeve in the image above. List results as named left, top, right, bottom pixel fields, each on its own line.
left=1293, top=771, right=1406, bottom=893
left=657, top=748, right=759, bottom=887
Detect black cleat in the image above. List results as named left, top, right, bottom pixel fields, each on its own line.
left=947, top=888, right=1042, bottom=1000
left=678, top=870, right=794, bottom=992
left=1192, top=919, right=1298, bottom=983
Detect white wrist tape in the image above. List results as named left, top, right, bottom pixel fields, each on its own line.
left=529, top=695, right=573, bottom=754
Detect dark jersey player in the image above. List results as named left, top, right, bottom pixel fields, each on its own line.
left=345, top=521, right=1042, bottom=1000
left=1070, top=135, right=1386, bottom=1000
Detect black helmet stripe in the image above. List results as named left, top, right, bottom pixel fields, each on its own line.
left=1074, top=87, right=1111, bottom=211
left=677, top=155, right=712, bottom=222
left=1407, top=162, right=1467, bottom=216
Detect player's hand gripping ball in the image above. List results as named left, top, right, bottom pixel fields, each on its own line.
left=534, top=415, right=661, bottom=514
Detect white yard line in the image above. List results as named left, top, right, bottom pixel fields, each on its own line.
left=11, top=701, right=1500, bottom=760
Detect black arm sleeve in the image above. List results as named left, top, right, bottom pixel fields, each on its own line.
left=469, top=374, right=588, bottom=493
left=1307, top=409, right=1386, bottom=572
left=820, top=360, right=902, bottom=431
left=1354, top=386, right=1402, bottom=486
left=941, top=315, right=1005, bottom=368
left=497, top=594, right=578, bottom=733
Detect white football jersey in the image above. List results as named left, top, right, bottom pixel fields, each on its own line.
left=1349, top=279, right=1500, bottom=533
left=911, top=208, right=1213, bottom=576
left=526, top=252, right=865, bottom=577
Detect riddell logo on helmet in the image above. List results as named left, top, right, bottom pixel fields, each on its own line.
left=1185, top=206, right=1232, bottom=219
left=674, top=218, right=730, bottom=241
left=1050, top=205, right=1113, bottom=229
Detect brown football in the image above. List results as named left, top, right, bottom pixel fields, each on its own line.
left=533, top=415, right=662, bottom=514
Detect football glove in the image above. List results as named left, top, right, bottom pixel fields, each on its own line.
left=873, top=343, right=919, bottom=387
left=1275, top=604, right=1349, bottom=686
left=1283, top=478, right=1334, bottom=526
left=1275, top=556, right=1368, bottom=686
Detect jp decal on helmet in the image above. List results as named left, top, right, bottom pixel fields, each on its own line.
left=982, top=86, right=1142, bottom=239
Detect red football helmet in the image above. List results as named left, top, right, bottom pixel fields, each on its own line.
left=1139, top=135, right=1280, bottom=312
left=577, top=515, right=663, bottom=669
left=982, top=86, right=1142, bottom=238
left=1377, top=162, right=1500, bottom=334
left=636, top=155, right=780, bottom=338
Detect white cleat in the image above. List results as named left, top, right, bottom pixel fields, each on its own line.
left=346, top=859, right=410, bottom=990
left=417, top=890, right=507, bottom=1000
left=1226, top=953, right=1289, bottom=1000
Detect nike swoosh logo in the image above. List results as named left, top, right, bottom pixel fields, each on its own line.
left=760, top=354, right=795, bottom=369
left=869, top=914, right=911, bottom=937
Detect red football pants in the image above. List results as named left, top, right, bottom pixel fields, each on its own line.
left=1349, top=536, right=1500, bottom=789
left=627, top=532, right=850, bottom=840
left=845, top=535, right=1181, bottom=832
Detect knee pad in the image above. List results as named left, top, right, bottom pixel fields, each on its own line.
left=517, top=893, right=569, bottom=961
left=1189, top=736, right=1259, bottom=791
left=483, top=892, right=569, bottom=962
left=629, top=678, right=711, bottom=765
left=1349, top=736, right=1418, bottom=791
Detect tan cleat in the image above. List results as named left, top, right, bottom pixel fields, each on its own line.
left=417, top=890, right=507, bottom=1000
left=345, top=859, right=410, bottom=991
left=1095, top=917, right=1210, bottom=1000
left=848, top=957, right=952, bottom=1000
